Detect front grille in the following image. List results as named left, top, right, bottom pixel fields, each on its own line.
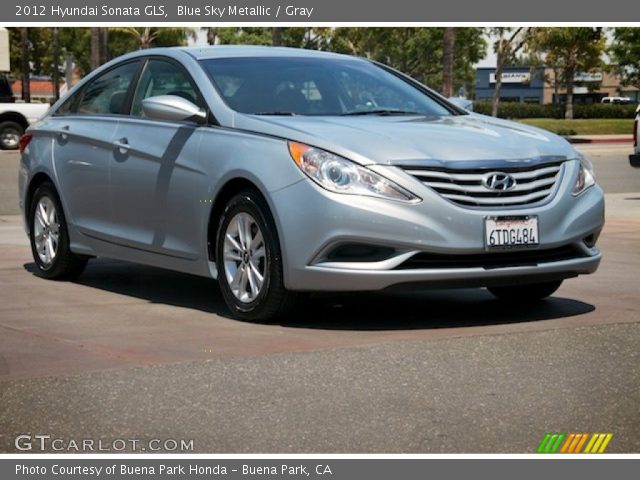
left=396, top=245, right=585, bottom=270
left=402, top=161, right=564, bottom=207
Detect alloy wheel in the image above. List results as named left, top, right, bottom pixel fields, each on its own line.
left=1, top=127, right=20, bottom=149
left=222, top=212, right=267, bottom=303
left=33, top=196, right=60, bottom=267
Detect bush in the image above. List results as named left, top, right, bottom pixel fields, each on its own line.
left=473, top=100, right=637, bottom=119
left=554, top=128, right=578, bottom=136
left=573, top=103, right=638, bottom=119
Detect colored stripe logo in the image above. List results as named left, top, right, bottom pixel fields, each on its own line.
left=537, top=433, right=613, bottom=453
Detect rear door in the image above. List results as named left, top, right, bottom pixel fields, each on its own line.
left=52, top=60, right=142, bottom=239
left=109, top=57, right=208, bottom=259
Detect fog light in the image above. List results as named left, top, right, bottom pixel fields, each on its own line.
left=326, top=243, right=396, bottom=262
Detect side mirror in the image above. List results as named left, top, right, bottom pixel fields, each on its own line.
left=448, top=97, right=473, bottom=112
left=142, top=95, right=207, bottom=123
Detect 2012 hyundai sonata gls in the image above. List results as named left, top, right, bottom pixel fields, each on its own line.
left=19, top=46, right=604, bottom=321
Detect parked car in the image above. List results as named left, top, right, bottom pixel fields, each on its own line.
left=18, top=46, right=604, bottom=321
left=447, top=96, right=473, bottom=111
left=631, top=104, right=640, bottom=168
left=600, top=96, right=633, bottom=105
left=0, top=83, right=49, bottom=149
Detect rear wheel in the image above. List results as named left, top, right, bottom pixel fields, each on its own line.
left=216, top=190, right=298, bottom=322
left=0, top=121, right=24, bottom=150
left=29, top=182, right=87, bottom=279
left=488, top=280, right=563, bottom=302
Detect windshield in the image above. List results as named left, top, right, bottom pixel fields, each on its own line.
left=199, top=56, right=456, bottom=116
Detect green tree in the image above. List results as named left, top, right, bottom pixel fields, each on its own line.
left=528, top=28, right=605, bottom=119
left=216, top=27, right=271, bottom=45
left=58, top=28, right=92, bottom=76
left=610, top=27, right=640, bottom=90
left=8, top=27, right=198, bottom=87
left=108, top=27, right=195, bottom=51
left=488, top=27, right=530, bottom=117
left=9, top=27, right=54, bottom=78
left=328, top=28, right=486, bottom=96
left=212, top=27, right=329, bottom=49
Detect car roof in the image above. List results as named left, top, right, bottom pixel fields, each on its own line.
left=177, top=45, right=360, bottom=61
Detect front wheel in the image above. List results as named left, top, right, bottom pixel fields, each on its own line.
left=488, top=280, right=563, bottom=302
left=215, top=190, right=298, bottom=322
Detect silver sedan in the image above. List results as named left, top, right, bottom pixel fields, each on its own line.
left=19, top=46, right=604, bottom=321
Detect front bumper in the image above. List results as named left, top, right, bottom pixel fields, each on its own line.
left=289, top=254, right=600, bottom=291
left=270, top=160, right=604, bottom=292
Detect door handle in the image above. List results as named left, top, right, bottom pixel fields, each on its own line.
left=113, top=137, right=130, bottom=154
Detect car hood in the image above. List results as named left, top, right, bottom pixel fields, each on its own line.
left=233, top=113, right=578, bottom=167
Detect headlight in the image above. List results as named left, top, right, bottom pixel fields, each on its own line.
left=572, top=157, right=596, bottom=196
left=288, top=142, right=420, bottom=202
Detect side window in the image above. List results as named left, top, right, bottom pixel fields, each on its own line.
left=77, top=61, right=140, bottom=115
left=131, top=59, right=203, bottom=117
left=54, top=93, right=77, bottom=115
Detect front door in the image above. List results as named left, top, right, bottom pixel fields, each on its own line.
left=109, top=59, right=208, bottom=259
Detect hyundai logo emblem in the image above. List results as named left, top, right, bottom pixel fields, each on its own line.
left=482, top=172, right=517, bottom=191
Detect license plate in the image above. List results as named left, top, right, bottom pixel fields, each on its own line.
left=485, top=216, right=539, bottom=249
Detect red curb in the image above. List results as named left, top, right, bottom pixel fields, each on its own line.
left=567, top=137, right=633, bottom=144
left=589, top=137, right=633, bottom=144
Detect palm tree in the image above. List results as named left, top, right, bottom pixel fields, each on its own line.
left=109, top=27, right=196, bottom=49
left=272, top=27, right=283, bottom=46
left=90, top=28, right=100, bottom=70
left=441, top=28, right=455, bottom=97
left=205, top=27, right=217, bottom=45
left=99, top=27, right=109, bottom=64
left=52, top=27, right=60, bottom=100
left=20, top=28, right=30, bottom=102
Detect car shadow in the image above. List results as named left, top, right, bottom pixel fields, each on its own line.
left=24, top=259, right=595, bottom=331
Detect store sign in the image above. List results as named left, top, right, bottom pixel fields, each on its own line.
left=490, top=72, right=531, bottom=84
left=574, top=72, right=603, bottom=82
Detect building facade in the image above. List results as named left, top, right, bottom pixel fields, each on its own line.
left=476, top=67, right=546, bottom=104
left=476, top=66, right=639, bottom=104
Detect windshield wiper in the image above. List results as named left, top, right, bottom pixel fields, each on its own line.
left=340, top=109, right=422, bottom=116
left=254, top=111, right=297, bottom=116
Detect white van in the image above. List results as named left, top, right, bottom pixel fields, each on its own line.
left=601, top=96, right=632, bottom=105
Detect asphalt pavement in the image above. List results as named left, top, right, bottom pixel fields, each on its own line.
left=1, top=323, right=638, bottom=453
left=0, top=145, right=638, bottom=453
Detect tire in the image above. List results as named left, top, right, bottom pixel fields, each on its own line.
left=0, top=121, right=24, bottom=150
left=28, top=182, right=87, bottom=279
left=488, top=280, right=563, bottom=302
left=215, top=190, right=298, bottom=322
